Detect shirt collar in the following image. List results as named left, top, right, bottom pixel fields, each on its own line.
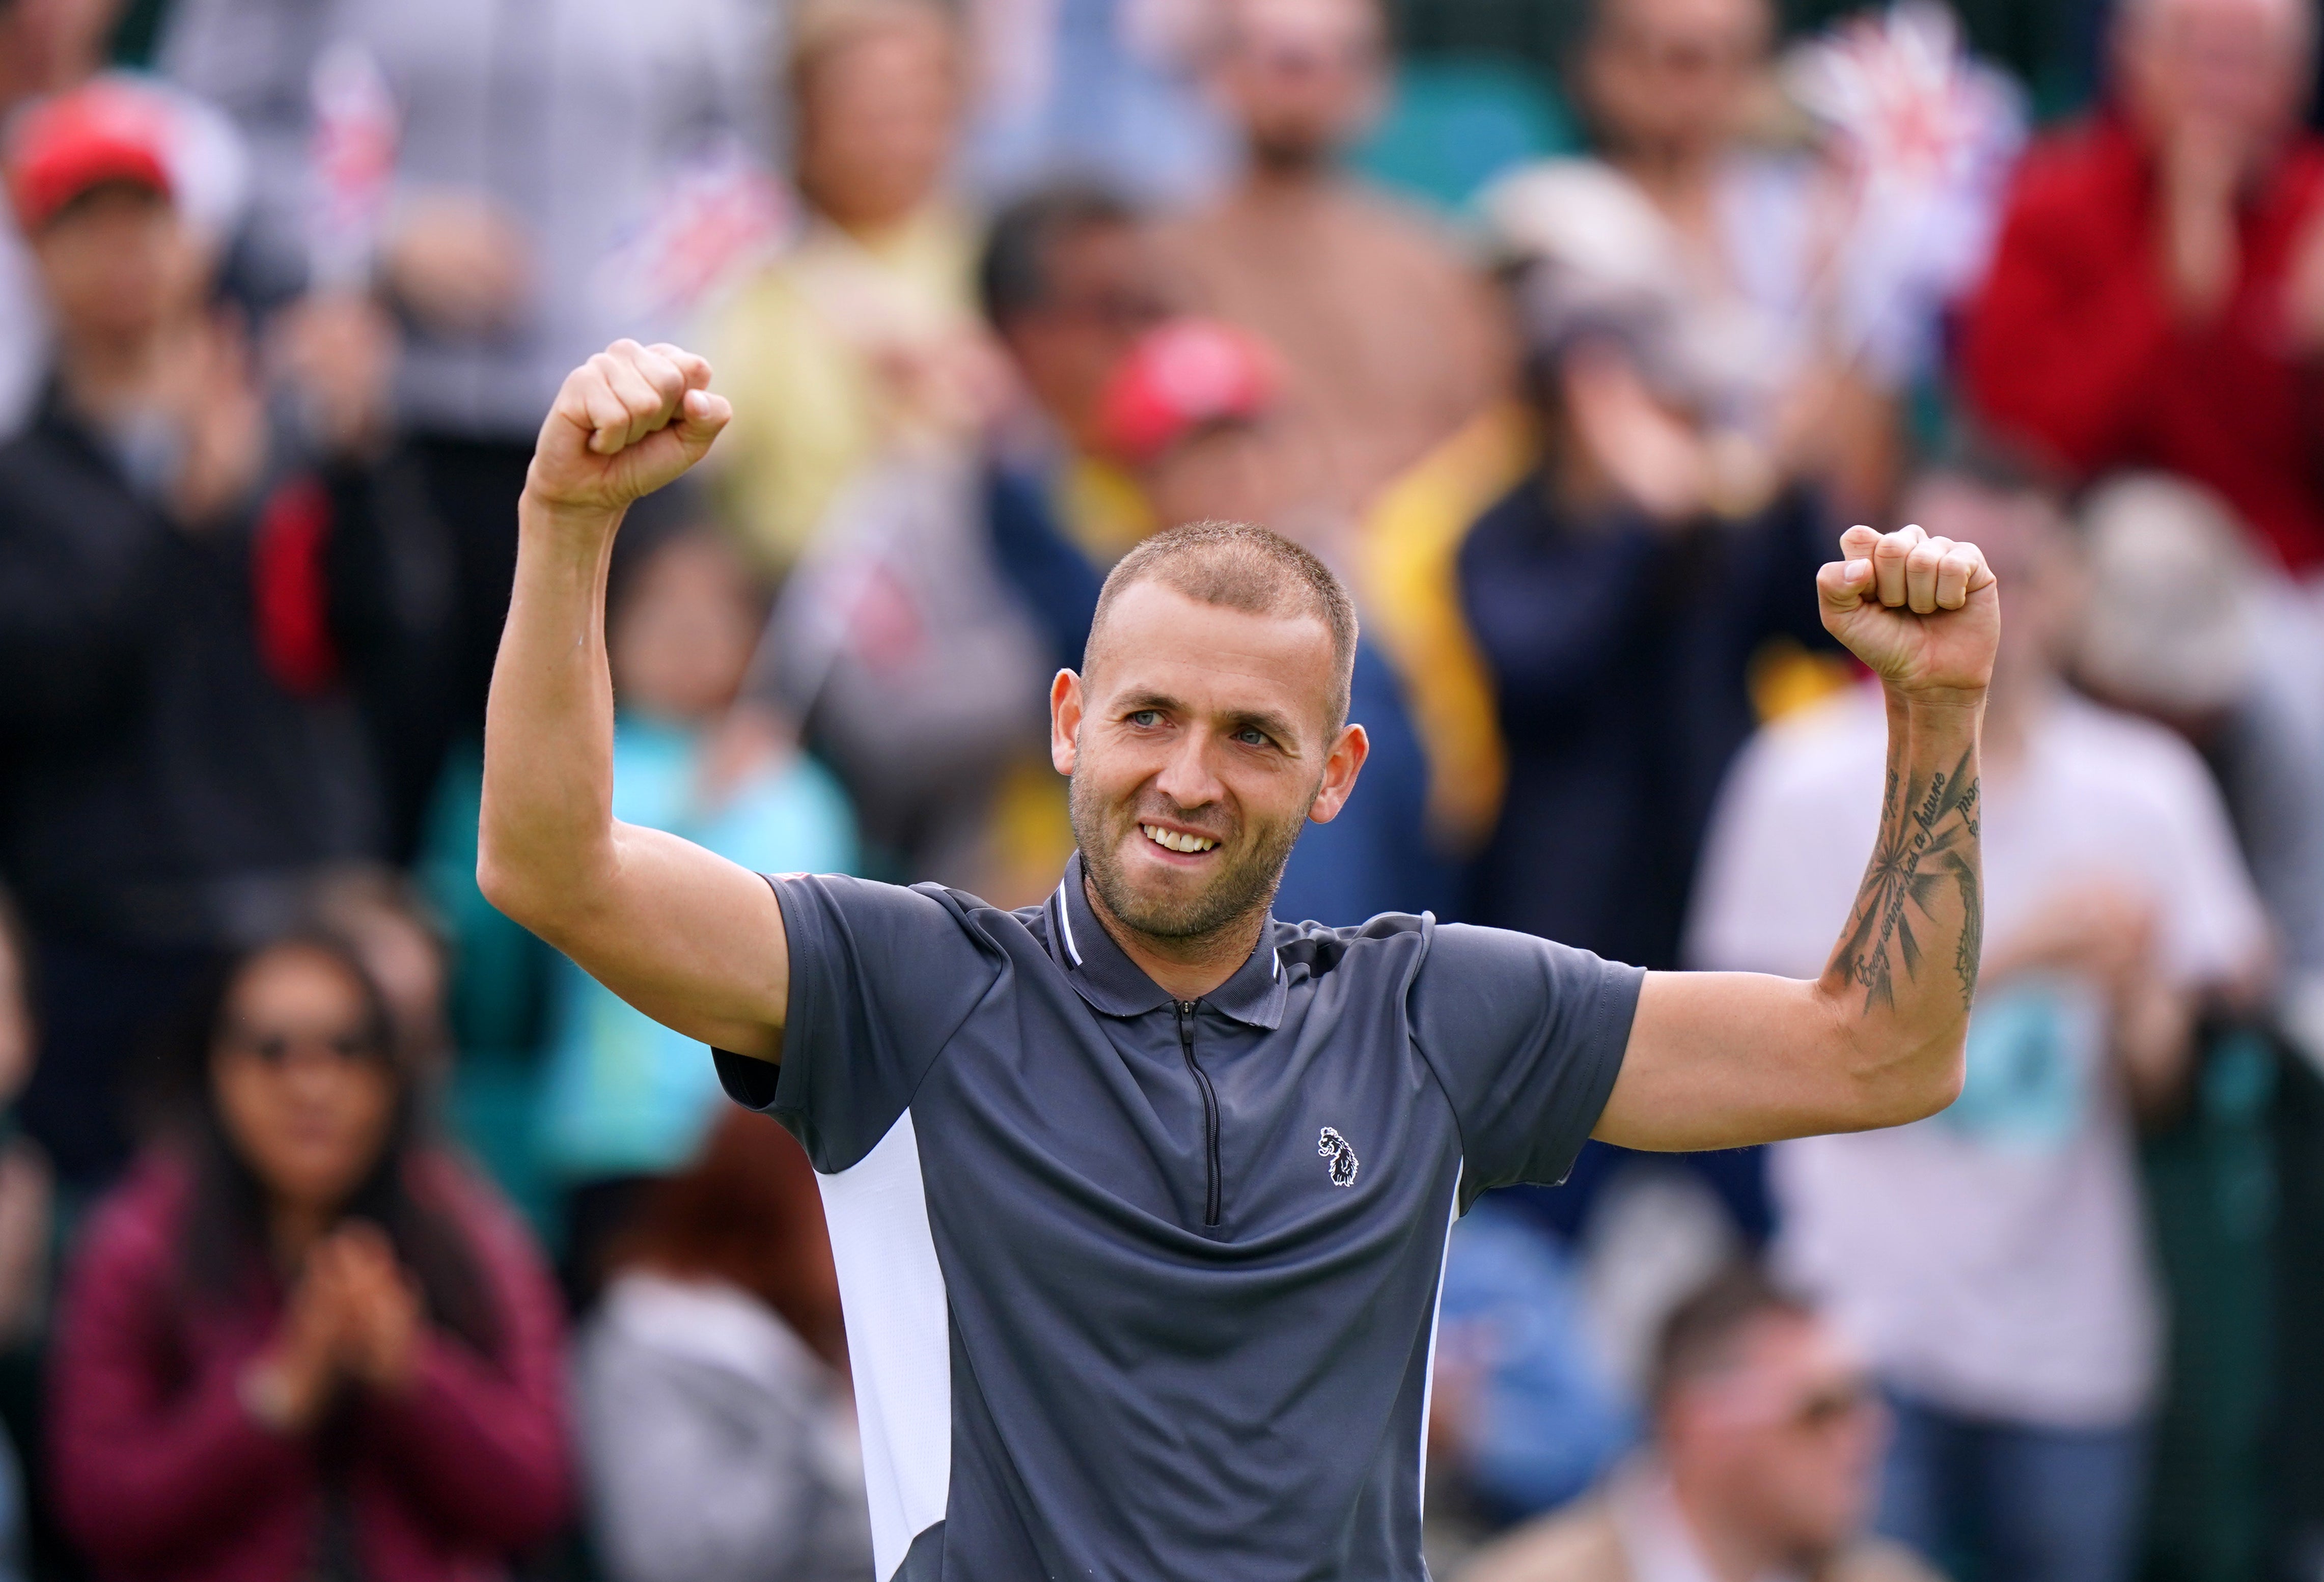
left=1048, top=852, right=1288, bottom=1030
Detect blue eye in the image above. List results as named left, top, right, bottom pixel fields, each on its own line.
left=1129, top=710, right=1163, bottom=728
left=1235, top=727, right=1269, bottom=747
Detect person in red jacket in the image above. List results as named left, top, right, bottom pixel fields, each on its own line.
left=48, top=928, right=571, bottom=1582
left=1961, top=0, right=2324, bottom=573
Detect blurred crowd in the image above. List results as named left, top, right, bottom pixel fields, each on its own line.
left=4, top=0, right=2324, bottom=1577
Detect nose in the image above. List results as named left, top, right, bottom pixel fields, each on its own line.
left=1150, top=725, right=1228, bottom=814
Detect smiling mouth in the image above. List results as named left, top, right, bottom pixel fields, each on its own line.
left=1141, top=823, right=1219, bottom=855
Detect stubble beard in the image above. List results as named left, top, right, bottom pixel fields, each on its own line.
left=1069, top=762, right=1308, bottom=948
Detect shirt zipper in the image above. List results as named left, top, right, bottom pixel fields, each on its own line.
left=1176, top=1000, right=1223, bottom=1227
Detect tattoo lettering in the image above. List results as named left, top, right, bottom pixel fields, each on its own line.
left=1833, top=746, right=1984, bottom=1012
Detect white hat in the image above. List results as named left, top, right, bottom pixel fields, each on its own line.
left=2076, top=471, right=2260, bottom=715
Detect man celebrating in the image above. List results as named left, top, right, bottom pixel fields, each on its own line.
left=481, top=340, right=1996, bottom=1581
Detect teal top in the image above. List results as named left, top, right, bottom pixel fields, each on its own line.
left=535, top=717, right=857, bottom=1179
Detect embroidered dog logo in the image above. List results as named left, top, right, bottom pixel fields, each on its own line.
left=1318, top=1127, right=1359, bottom=1187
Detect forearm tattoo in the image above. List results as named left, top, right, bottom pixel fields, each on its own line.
left=1833, top=744, right=1983, bottom=1012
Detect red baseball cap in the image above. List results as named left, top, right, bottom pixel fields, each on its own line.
left=7, top=80, right=176, bottom=233
left=1093, top=318, right=1282, bottom=467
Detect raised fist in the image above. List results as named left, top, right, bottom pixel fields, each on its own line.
left=1818, top=524, right=2000, bottom=704
left=525, top=339, right=733, bottom=517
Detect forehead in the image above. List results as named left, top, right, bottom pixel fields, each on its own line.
left=1739, top=1311, right=1858, bottom=1378
left=1232, top=0, right=1382, bottom=51
left=1602, top=0, right=1770, bottom=43
left=229, top=947, right=363, bottom=1017
left=2137, top=0, right=2307, bottom=31
left=804, top=12, right=956, bottom=89
left=1085, top=580, right=1338, bottom=732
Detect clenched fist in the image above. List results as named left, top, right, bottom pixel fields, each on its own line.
left=525, top=339, right=733, bottom=518
left=1818, top=524, right=2000, bottom=704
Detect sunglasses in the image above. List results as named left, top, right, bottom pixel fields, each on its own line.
left=1784, top=1380, right=1876, bottom=1433
left=1702, top=1373, right=1877, bottom=1434
left=221, top=1025, right=387, bottom=1068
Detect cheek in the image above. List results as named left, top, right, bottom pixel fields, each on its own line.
left=342, top=1074, right=398, bottom=1155
left=211, top=1062, right=277, bottom=1155
left=298, top=1071, right=398, bottom=1186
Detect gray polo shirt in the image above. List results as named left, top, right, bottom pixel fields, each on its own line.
left=715, top=852, right=1642, bottom=1581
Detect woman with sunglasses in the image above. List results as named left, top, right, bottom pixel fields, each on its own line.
left=48, top=930, right=571, bottom=1581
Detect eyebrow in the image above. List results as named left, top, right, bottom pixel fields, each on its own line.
left=1115, top=690, right=1306, bottom=753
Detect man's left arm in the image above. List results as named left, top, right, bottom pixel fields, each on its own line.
left=1593, top=524, right=1997, bottom=1152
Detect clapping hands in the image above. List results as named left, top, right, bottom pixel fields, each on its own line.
left=244, top=1221, right=424, bottom=1433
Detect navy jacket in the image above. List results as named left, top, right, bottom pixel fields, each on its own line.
left=1457, top=478, right=1837, bottom=969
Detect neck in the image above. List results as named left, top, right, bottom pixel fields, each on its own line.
left=1240, top=151, right=1334, bottom=202
left=1613, top=141, right=1722, bottom=234
left=1082, top=871, right=1266, bottom=1003
left=1668, top=1463, right=1802, bottom=1582
left=1547, top=437, right=1623, bottom=519
left=268, top=1199, right=336, bottom=1271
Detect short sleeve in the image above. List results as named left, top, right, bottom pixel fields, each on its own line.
left=714, top=875, right=1002, bottom=1173
left=2139, top=737, right=2272, bottom=985
left=1409, top=923, right=1644, bottom=1198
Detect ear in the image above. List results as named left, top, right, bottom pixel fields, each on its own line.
left=1049, top=670, right=1084, bottom=777
left=1306, top=723, right=1370, bottom=824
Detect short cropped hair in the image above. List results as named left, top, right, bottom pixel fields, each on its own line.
left=1087, top=521, right=1360, bottom=730
left=1646, top=1262, right=1815, bottom=1416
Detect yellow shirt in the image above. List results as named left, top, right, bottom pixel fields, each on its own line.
left=701, top=205, right=984, bottom=575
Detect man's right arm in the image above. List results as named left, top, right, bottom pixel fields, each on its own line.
left=477, top=340, right=788, bottom=1062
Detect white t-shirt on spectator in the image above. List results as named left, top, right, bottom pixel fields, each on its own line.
left=1687, top=682, right=2268, bottom=1428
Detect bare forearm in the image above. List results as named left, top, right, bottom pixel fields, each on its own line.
left=2114, top=980, right=2197, bottom=1122
left=477, top=494, right=625, bottom=923
left=1815, top=687, right=1984, bottom=1108
left=1599, top=523, right=1997, bottom=1151
left=474, top=342, right=786, bottom=1057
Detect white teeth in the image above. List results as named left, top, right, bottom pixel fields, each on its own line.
left=1142, top=824, right=1218, bottom=854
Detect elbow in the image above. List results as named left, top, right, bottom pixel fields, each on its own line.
left=475, top=843, right=566, bottom=941
left=1852, top=1031, right=1967, bottom=1132
left=1895, top=1037, right=1968, bottom=1126
left=1816, top=987, right=1968, bottom=1132
left=474, top=846, right=534, bottom=929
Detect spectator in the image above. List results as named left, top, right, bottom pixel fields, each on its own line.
left=1489, top=0, right=2016, bottom=522
left=1461, top=1264, right=1937, bottom=1582
left=306, top=866, right=454, bottom=1078
left=0, top=80, right=400, bottom=1189
left=0, top=0, right=262, bottom=442
left=1080, top=316, right=1449, bottom=921
left=1960, top=0, right=2324, bottom=574
left=1688, top=450, right=2271, bottom=1582
left=536, top=508, right=856, bottom=1302
left=706, top=0, right=999, bottom=575
left=2070, top=471, right=2324, bottom=1053
left=0, top=0, right=70, bottom=438
left=576, top=1108, right=872, bottom=1582
left=162, top=0, right=772, bottom=831
left=758, top=184, right=1163, bottom=896
left=982, top=184, right=1177, bottom=608
left=961, top=0, right=1236, bottom=206
left=1085, top=318, right=1323, bottom=551
left=49, top=929, right=569, bottom=1581
left=1456, top=250, right=1837, bottom=974
left=1153, top=0, right=1513, bottom=526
